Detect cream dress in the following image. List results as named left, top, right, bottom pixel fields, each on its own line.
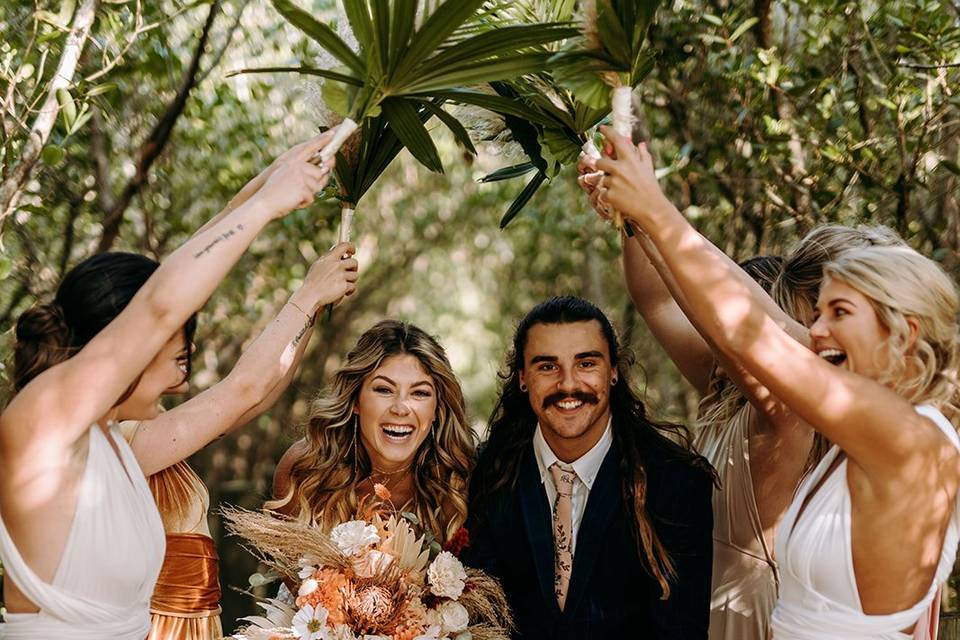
left=0, top=424, right=165, bottom=639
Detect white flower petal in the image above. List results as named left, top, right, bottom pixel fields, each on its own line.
left=427, top=552, right=467, bottom=599
left=330, top=520, right=381, bottom=556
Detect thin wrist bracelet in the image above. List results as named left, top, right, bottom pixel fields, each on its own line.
left=289, top=299, right=316, bottom=324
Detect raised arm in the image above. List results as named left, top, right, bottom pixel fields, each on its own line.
left=578, top=154, right=712, bottom=393
left=579, top=155, right=805, bottom=414
left=596, top=129, right=946, bottom=476
left=1, top=134, right=335, bottom=452
left=128, top=244, right=359, bottom=475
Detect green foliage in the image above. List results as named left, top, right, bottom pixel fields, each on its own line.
left=551, top=0, right=664, bottom=99
left=247, top=0, right=577, bottom=205
left=1, top=0, right=959, bottom=630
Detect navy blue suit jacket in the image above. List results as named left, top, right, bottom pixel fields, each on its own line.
left=464, top=440, right=714, bottom=639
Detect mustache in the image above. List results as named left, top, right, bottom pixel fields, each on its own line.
left=541, top=391, right=599, bottom=410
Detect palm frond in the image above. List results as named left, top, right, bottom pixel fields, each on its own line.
left=271, top=0, right=366, bottom=76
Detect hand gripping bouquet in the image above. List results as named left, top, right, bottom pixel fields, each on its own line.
left=225, top=485, right=511, bottom=640
left=234, top=0, right=577, bottom=246
left=550, top=0, right=662, bottom=231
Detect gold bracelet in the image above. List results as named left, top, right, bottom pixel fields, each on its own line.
left=289, top=299, right=316, bottom=324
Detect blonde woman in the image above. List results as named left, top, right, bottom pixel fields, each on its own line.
left=271, top=320, right=475, bottom=545
left=594, top=128, right=960, bottom=639
left=580, top=150, right=904, bottom=639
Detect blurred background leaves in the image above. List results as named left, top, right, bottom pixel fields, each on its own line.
left=1, top=0, right=959, bottom=631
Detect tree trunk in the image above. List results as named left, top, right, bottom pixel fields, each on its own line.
left=0, top=0, right=99, bottom=227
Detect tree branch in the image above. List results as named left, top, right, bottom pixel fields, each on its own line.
left=96, top=0, right=222, bottom=252
left=0, top=0, right=99, bottom=228
left=897, top=60, right=960, bottom=70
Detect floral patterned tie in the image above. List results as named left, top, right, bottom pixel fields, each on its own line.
left=549, top=462, right=577, bottom=610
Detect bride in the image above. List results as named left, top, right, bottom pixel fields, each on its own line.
left=270, top=320, right=475, bottom=545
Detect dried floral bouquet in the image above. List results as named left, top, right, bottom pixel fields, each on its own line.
left=224, top=486, right=511, bottom=640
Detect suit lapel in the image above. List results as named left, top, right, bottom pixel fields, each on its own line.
left=518, top=446, right=561, bottom=616
left=563, top=444, right=620, bottom=615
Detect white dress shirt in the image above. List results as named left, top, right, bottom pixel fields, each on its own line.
left=532, top=417, right=613, bottom=557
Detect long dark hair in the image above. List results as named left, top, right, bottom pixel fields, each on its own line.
left=471, top=296, right=714, bottom=599
left=13, top=252, right=197, bottom=393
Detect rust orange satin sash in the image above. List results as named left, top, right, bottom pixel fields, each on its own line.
left=150, top=533, right=221, bottom=616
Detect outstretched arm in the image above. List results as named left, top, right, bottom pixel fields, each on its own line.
left=1, top=133, right=335, bottom=454
left=579, top=155, right=808, bottom=423
left=129, top=244, right=359, bottom=475
left=596, top=128, right=946, bottom=476
left=578, top=155, right=713, bottom=394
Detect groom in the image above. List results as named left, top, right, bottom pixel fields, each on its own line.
left=464, top=296, right=714, bottom=639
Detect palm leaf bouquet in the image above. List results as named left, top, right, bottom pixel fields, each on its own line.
left=235, top=0, right=577, bottom=244
left=422, top=1, right=612, bottom=228
left=224, top=485, right=512, bottom=640
left=549, top=0, right=662, bottom=229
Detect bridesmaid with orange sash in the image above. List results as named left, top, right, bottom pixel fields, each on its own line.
left=110, top=143, right=361, bottom=640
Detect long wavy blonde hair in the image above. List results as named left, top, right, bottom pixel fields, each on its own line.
left=824, top=245, right=960, bottom=423
left=697, top=224, right=907, bottom=465
left=267, top=320, right=475, bottom=543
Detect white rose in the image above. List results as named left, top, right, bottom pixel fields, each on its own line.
left=330, top=520, right=381, bottom=556
left=437, top=601, right=469, bottom=634
left=427, top=551, right=467, bottom=599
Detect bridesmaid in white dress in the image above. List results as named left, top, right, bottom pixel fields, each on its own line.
left=592, top=127, right=960, bottom=639
left=0, top=133, right=347, bottom=639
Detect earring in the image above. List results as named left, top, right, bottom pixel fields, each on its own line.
left=351, top=414, right=360, bottom=477
left=611, top=378, right=618, bottom=386
left=519, top=383, right=528, bottom=392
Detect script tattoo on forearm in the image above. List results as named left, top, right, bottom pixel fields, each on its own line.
left=192, top=223, right=245, bottom=259
left=290, top=315, right=315, bottom=349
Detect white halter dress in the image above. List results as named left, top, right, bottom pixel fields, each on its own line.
left=771, top=404, right=960, bottom=639
left=0, top=424, right=165, bottom=639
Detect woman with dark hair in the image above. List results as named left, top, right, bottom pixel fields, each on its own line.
left=270, top=320, right=475, bottom=546
left=0, top=131, right=356, bottom=639
left=593, top=128, right=960, bottom=639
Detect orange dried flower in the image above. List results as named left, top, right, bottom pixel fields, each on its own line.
left=373, top=482, right=392, bottom=502
left=296, top=567, right=349, bottom=625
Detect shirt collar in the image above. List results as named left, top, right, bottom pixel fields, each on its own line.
left=532, top=416, right=613, bottom=491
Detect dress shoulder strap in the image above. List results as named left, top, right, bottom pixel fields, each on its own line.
left=915, top=404, right=960, bottom=452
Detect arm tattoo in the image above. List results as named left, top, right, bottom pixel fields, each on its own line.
left=290, top=315, right=314, bottom=349
left=192, top=223, right=245, bottom=259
